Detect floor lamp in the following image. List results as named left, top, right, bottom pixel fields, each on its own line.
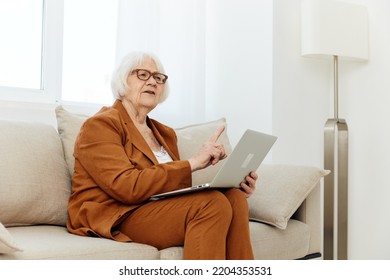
left=301, top=0, right=368, bottom=260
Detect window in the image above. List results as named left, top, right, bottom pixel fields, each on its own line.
left=0, top=0, right=63, bottom=103
left=0, top=0, right=44, bottom=89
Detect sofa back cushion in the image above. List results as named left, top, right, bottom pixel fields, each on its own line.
left=55, top=106, right=231, bottom=186
left=174, top=119, right=232, bottom=185
left=55, top=106, right=88, bottom=177
left=0, top=120, right=71, bottom=226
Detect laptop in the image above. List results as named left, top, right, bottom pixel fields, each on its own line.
left=150, top=129, right=277, bottom=200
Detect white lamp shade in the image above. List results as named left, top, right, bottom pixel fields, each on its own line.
left=301, top=0, right=368, bottom=61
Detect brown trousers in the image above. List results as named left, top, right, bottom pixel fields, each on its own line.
left=119, top=188, right=254, bottom=260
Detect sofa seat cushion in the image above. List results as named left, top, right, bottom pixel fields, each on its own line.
left=0, top=223, right=22, bottom=254
left=1, top=226, right=159, bottom=260
left=159, top=219, right=310, bottom=260
left=250, top=219, right=310, bottom=260
left=159, top=247, right=184, bottom=260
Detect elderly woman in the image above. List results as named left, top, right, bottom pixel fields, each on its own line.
left=66, top=51, right=258, bottom=260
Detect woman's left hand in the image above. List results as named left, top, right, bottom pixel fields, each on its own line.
left=240, top=171, right=258, bottom=199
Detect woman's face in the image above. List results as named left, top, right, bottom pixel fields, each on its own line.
left=124, top=58, right=165, bottom=112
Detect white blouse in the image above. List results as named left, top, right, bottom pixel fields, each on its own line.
left=153, top=146, right=173, bottom=164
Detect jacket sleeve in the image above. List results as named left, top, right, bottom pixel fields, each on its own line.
left=73, top=113, right=192, bottom=204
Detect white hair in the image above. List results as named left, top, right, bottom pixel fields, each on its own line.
left=111, top=51, right=169, bottom=103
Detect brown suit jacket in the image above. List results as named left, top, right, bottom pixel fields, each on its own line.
left=66, top=100, right=192, bottom=241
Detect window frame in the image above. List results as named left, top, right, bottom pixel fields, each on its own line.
left=0, top=0, right=64, bottom=104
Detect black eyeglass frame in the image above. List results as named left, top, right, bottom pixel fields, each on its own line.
left=131, top=69, right=168, bottom=84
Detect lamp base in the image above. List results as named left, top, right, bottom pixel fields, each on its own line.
left=324, top=119, right=348, bottom=260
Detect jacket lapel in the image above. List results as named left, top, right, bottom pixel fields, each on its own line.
left=112, top=100, right=159, bottom=165
left=112, top=100, right=180, bottom=164
left=148, top=119, right=179, bottom=161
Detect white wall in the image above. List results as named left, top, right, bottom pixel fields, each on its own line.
left=0, top=101, right=57, bottom=126
left=205, top=0, right=273, bottom=146
left=273, top=0, right=390, bottom=259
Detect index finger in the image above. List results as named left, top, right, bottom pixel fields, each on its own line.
left=209, top=125, right=225, bottom=143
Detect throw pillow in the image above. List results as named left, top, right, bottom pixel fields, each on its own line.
left=0, top=223, right=22, bottom=254
left=248, top=164, right=330, bottom=229
left=174, top=118, right=233, bottom=185
left=0, top=120, right=71, bottom=226
left=55, top=106, right=88, bottom=176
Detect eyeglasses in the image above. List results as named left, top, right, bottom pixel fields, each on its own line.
left=131, top=69, right=168, bottom=84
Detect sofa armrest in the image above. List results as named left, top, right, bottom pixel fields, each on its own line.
left=248, top=164, right=327, bottom=257
left=291, top=182, right=322, bottom=256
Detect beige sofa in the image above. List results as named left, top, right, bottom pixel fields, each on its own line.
left=0, top=106, right=328, bottom=260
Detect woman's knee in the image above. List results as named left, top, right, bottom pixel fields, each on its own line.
left=188, top=190, right=233, bottom=224
left=223, top=188, right=249, bottom=212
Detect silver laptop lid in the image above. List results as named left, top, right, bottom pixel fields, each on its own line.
left=209, top=129, right=277, bottom=188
